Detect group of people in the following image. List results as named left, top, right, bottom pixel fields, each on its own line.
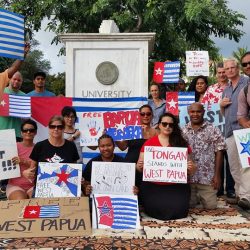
left=1, top=46, right=250, bottom=221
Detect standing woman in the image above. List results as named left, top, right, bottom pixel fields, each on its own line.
left=188, top=75, right=208, bottom=102
left=61, top=106, right=82, bottom=163
left=27, top=116, right=79, bottom=182
left=116, top=104, right=158, bottom=186
left=137, top=113, right=196, bottom=220
left=148, top=83, right=166, bottom=128
left=7, top=119, right=37, bottom=200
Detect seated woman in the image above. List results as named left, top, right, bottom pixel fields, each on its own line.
left=61, top=106, right=83, bottom=163
left=83, top=134, right=137, bottom=196
left=7, top=119, right=37, bottom=200
left=27, top=116, right=79, bottom=183
left=137, top=113, right=196, bottom=220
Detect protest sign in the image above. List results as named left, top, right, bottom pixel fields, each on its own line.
left=0, top=197, right=91, bottom=238
left=233, top=128, right=250, bottom=168
left=143, top=146, right=188, bottom=183
left=179, top=103, right=225, bottom=134
left=35, top=163, right=82, bottom=198
left=0, top=129, right=20, bottom=180
left=92, top=194, right=140, bottom=229
left=186, top=51, right=209, bottom=76
left=91, top=162, right=135, bottom=195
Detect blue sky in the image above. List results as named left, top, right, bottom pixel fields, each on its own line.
left=35, top=0, right=249, bottom=74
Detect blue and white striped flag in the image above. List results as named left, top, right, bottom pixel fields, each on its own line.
left=40, top=205, right=60, bottom=218
left=9, top=94, right=31, bottom=118
left=0, top=8, right=24, bottom=59
left=163, top=61, right=180, bottom=83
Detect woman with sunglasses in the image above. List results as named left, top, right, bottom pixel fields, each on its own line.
left=28, top=116, right=79, bottom=183
left=116, top=104, right=158, bottom=186
left=148, top=83, right=166, bottom=128
left=7, top=119, right=37, bottom=200
left=61, top=106, right=82, bottom=163
left=136, top=113, right=196, bottom=220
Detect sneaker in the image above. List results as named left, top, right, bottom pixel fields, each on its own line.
left=226, top=196, right=239, bottom=205
left=238, top=198, right=250, bottom=210
left=227, top=193, right=236, bottom=199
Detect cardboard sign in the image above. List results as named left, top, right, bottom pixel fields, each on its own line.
left=233, top=128, right=250, bottom=168
left=179, top=103, right=225, bottom=134
left=35, top=163, right=82, bottom=198
left=186, top=51, right=209, bottom=76
left=0, top=197, right=91, bottom=238
left=91, top=162, right=135, bottom=195
left=92, top=194, right=140, bottom=229
left=0, top=129, right=20, bottom=180
left=143, top=146, right=188, bottom=183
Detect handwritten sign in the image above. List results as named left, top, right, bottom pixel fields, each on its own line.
left=79, top=111, right=104, bottom=146
left=104, top=110, right=142, bottom=141
left=91, top=162, right=135, bottom=195
left=233, top=128, right=250, bottom=168
left=186, top=51, right=209, bottom=76
left=179, top=103, right=225, bottom=134
left=92, top=194, right=140, bottom=229
left=35, top=163, right=82, bottom=198
left=0, top=197, right=91, bottom=238
left=143, top=146, right=188, bottom=183
left=0, top=129, right=20, bottom=180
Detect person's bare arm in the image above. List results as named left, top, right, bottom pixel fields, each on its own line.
left=7, top=43, right=30, bottom=78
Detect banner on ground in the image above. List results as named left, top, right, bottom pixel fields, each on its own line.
left=153, top=61, right=180, bottom=83
left=233, top=128, right=250, bottom=168
left=0, top=8, right=24, bottom=60
left=35, top=163, right=82, bottom=198
left=166, top=92, right=195, bottom=116
left=186, top=51, right=209, bottom=76
left=91, top=162, right=135, bottom=195
left=179, top=103, right=225, bottom=134
left=0, top=197, right=91, bottom=238
left=0, top=129, right=20, bottom=180
left=143, top=146, right=188, bottom=183
left=92, top=194, right=140, bottom=229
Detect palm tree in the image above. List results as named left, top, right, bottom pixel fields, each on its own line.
left=232, top=47, right=248, bottom=64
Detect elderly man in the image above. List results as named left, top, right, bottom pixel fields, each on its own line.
left=182, top=103, right=226, bottom=209
left=235, top=52, right=250, bottom=210
left=220, top=58, right=249, bottom=208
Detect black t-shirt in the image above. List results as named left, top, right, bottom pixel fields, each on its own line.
left=83, top=154, right=124, bottom=182
left=30, top=139, right=79, bottom=163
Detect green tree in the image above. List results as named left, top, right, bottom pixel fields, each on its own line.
left=232, top=46, right=248, bottom=64
left=46, top=72, right=65, bottom=96
left=1, top=0, right=245, bottom=62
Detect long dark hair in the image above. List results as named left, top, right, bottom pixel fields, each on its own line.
left=158, top=112, right=188, bottom=147
left=188, top=75, right=208, bottom=102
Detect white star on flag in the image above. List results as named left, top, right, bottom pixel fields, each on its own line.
left=0, top=100, right=6, bottom=106
left=168, top=99, right=177, bottom=108
left=29, top=209, right=37, bottom=215
left=155, top=67, right=163, bottom=75
left=115, top=122, right=126, bottom=131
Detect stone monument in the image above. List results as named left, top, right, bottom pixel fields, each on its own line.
left=60, top=20, right=155, bottom=98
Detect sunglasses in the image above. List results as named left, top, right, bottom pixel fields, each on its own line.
left=160, top=122, right=174, bottom=128
left=241, top=61, right=250, bottom=67
left=140, top=112, right=152, bottom=117
left=49, top=124, right=64, bottom=130
left=22, top=128, right=36, bottom=133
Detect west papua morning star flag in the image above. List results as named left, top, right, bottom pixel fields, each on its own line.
left=166, top=92, right=195, bottom=116
left=0, top=9, right=24, bottom=60
left=92, top=194, right=140, bottom=229
left=153, top=61, right=180, bottom=83
left=0, top=94, right=31, bottom=118
left=23, top=205, right=60, bottom=218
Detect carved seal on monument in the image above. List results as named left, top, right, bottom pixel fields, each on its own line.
left=96, top=61, right=119, bottom=85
